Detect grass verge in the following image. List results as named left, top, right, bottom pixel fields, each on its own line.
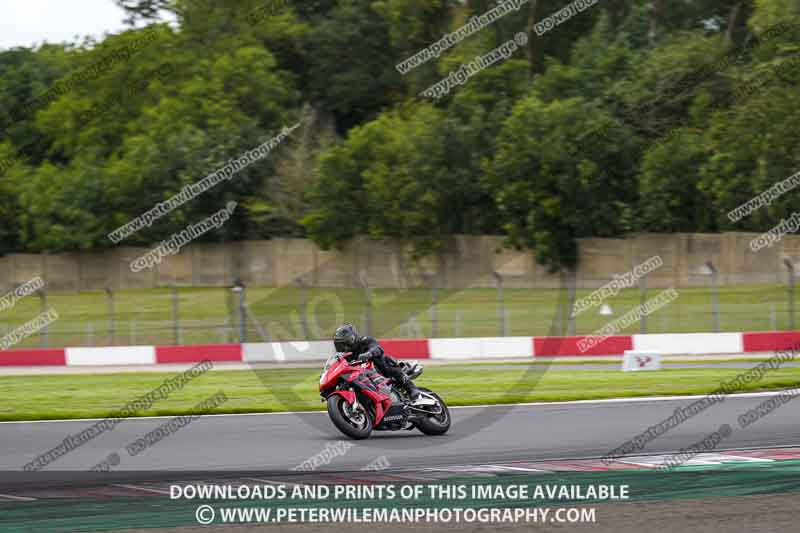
left=455, top=358, right=798, bottom=366
left=2, top=365, right=800, bottom=422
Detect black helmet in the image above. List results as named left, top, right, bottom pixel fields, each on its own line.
left=333, top=323, right=358, bottom=353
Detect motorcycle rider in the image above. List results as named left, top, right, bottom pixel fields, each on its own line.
left=333, top=324, right=421, bottom=401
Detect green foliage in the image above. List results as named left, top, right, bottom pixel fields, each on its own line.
left=304, top=55, right=533, bottom=256
left=700, top=84, right=800, bottom=231
left=243, top=105, right=337, bottom=238
left=534, top=12, right=634, bottom=105
left=0, top=1, right=799, bottom=274
left=304, top=0, right=403, bottom=131
left=639, top=131, right=712, bottom=232
left=750, top=0, right=800, bottom=30
left=487, top=96, right=638, bottom=272
left=304, top=104, right=445, bottom=254
left=0, top=143, right=22, bottom=254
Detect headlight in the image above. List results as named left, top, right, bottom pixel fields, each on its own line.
left=319, top=373, right=326, bottom=384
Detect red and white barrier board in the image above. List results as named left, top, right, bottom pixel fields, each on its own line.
left=742, top=331, right=800, bottom=353
left=533, top=335, right=633, bottom=357
left=66, top=346, right=155, bottom=366
left=379, top=339, right=431, bottom=359
left=1, top=330, right=798, bottom=367
left=0, top=348, right=66, bottom=366
left=429, top=337, right=533, bottom=359
left=243, top=341, right=332, bottom=363
left=156, top=344, right=242, bottom=364
left=632, top=333, right=742, bottom=355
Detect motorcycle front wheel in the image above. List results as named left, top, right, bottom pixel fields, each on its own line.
left=327, top=395, right=373, bottom=440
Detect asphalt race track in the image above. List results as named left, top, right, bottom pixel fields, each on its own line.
left=1, top=390, right=798, bottom=482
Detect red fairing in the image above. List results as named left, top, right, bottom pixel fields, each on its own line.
left=319, top=354, right=354, bottom=391
left=319, top=354, right=393, bottom=426
left=351, top=383, right=391, bottom=425
left=329, top=389, right=356, bottom=405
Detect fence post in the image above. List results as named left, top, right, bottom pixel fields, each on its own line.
left=105, top=287, right=115, bottom=345
left=704, top=261, right=720, bottom=332
left=566, top=269, right=577, bottom=336
left=430, top=276, right=438, bottom=338
left=405, top=314, right=422, bottom=338
left=172, top=285, right=181, bottom=345
left=231, top=279, right=246, bottom=343
left=785, top=259, right=795, bottom=330
left=492, top=271, right=506, bottom=336
left=240, top=286, right=247, bottom=343
left=38, top=288, right=48, bottom=347
left=770, top=303, right=777, bottom=331
left=295, top=277, right=310, bottom=339
left=639, top=272, right=647, bottom=334
left=359, top=270, right=372, bottom=337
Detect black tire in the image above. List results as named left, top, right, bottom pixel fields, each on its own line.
left=414, top=389, right=451, bottom=436
left=327, top=395, right=373, bottom=440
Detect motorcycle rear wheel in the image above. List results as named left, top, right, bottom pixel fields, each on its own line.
left=327, top=395, right=373, bottom=440
left=414, top=389, right=451, bottom=436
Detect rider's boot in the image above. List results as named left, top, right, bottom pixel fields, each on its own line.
left=398, top=374, right=421, bottom=402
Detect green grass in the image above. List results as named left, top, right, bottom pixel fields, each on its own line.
left=2, top=282, right=800, bottom=348
left=457, top=357, right=795, bottom=365
left=2, top=365, right=799, bottom=422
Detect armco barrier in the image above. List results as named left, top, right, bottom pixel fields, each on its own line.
left=429, top=337, right=532, bottom=359
left=4, top=330, right=800, bottom=367
left=156, top=344, right=241, bottom=363
left=633, top=332, right=742, bottom=355
left=533, top=335, right=633, bottom=357
left=243, top=341, right=332, bottom=363
left=742, top=331, right=800, bottom=353
left=243, top=339, right=429, bottom=363
left=0, top=348, right=65, bottom=366
left=380, top=339, right=430, bottom=359
left=66, top=346, right=156, bottom=366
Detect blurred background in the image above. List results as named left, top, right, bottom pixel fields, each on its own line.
left=1, top=0, right=799, bottom=348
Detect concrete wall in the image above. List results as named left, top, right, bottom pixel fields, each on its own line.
left=0, top=232, right=794, bottom=292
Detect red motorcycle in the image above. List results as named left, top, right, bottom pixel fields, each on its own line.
left=319, top=352, right=451, bottom=439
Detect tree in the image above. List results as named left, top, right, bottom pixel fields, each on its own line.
left=115, top=0, right=175, bottom=25
left=700, top=84, right=800, bottom=232
left=532, top=13, right=634, bottom=105
left=0, top=45, right=73, bottom=167
left=11, top=23, right=300, bottom=250
left=243, top=104, right=337, bottom=237
left=0, top=142, right=22, bottom=254
left=303, top=105, right=451, bottom=255
left=305, top=0, right=402, bottom=131
left=748, top=0, right=800, bottom=31
left=638, top=131, right=713, bottom=232
left=304, top=100, right=507, bottom=257
left=486, top=96, right=638, bottom=272
left=379, top=0, right=455, bottom=93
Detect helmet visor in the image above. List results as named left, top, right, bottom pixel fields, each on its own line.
left=334, top=340, right=351, bottom=353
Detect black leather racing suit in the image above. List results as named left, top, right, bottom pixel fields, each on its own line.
left=350, top=336, right=414, bottom=389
